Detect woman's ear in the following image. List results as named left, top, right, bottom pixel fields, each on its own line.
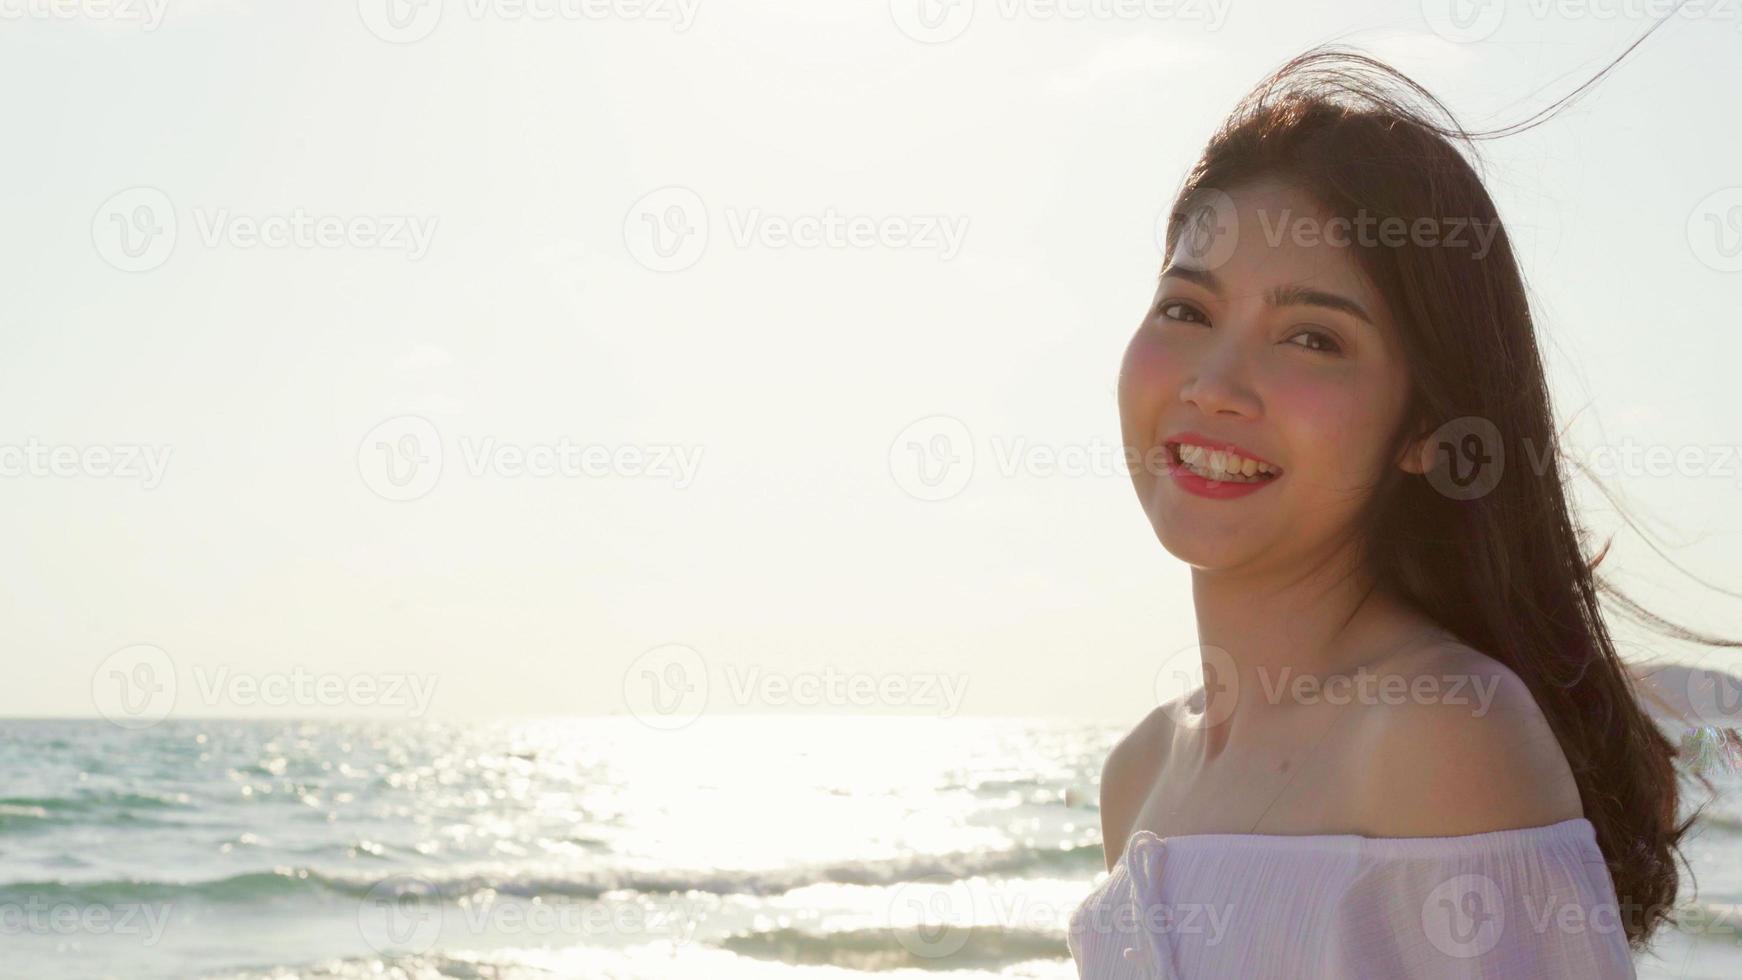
left=1398, top=419, right=1436, bottom=476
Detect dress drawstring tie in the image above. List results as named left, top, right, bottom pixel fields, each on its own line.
left=1121, top=832, right=1180, bottom=979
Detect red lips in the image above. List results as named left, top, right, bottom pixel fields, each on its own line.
left=1161, top=430, right=1282, bottom=499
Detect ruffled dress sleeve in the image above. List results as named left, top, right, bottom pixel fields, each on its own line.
left=1327, top=820, right=1635, bottom=978
left=1068, top=818, right=1636, bottom=979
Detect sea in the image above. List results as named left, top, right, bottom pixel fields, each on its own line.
left=2, top=716, right=1739, bottom=979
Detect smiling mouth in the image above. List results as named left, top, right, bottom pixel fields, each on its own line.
left=1165, top=442, right=1282, bottom=483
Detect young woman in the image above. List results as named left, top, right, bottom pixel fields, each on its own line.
left=1068, top=31, right=1735, bottom=980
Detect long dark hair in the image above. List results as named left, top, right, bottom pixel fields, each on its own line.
left=1158, top=19, right=1739, bottom=951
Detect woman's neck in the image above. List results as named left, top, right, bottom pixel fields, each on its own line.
left=1185, top=548, right=1432, bottom=744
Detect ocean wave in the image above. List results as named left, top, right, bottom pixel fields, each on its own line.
left=199, top=943, right=1076, bottom=980
left=0, top=791, right=191, bottom=813
left=0, top=803, right=53, bottom=826
left=0, top=871, right=326, bottom=906
left=200, top=952, right=546, bottom=980
left=384, top=841, right=1104, bottom=900
left=0, top=841, right=1103, bottom=907
left=720, top=925, right=1068, bottom=971
left=0, top=791, right=198, bottom=836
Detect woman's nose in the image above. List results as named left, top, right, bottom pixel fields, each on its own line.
left=1178, top=341, right=1261, bottom=419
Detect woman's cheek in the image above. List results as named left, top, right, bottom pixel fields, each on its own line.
left=1118, top=327, right=1176, bottom=419
left=1278, top=383, right=1377, bottom=488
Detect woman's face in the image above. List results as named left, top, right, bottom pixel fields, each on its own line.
left=1118, top=178, right=1421, bottom=572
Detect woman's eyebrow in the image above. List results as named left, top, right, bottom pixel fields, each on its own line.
left=1158, top=263, right=1220, bottom=292
left=1266, top=282, right=1376, bottom=327
left=1159, top=263, right=1376, bottom=327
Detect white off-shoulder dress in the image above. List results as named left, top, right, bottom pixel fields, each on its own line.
left=1067, top=817, right=1635, bottom=978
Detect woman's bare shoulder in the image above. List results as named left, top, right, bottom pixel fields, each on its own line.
left=1350, top=641, right=1584, bottom=838
left=1097, top=699, right=1184, bottom=871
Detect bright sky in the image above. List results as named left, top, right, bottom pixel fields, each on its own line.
left=3, top=0, right=1739, bottom=724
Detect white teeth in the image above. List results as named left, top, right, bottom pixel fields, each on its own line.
left=1174, top=444, right=1278, bottom=482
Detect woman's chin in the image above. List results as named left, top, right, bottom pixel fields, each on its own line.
left=1148, top=516, right=1281, bottom=571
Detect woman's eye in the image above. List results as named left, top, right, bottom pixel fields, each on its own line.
left=1289, top=329, right=1343, bottom=355
left=1156, top=300, right=1206, bottom=324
